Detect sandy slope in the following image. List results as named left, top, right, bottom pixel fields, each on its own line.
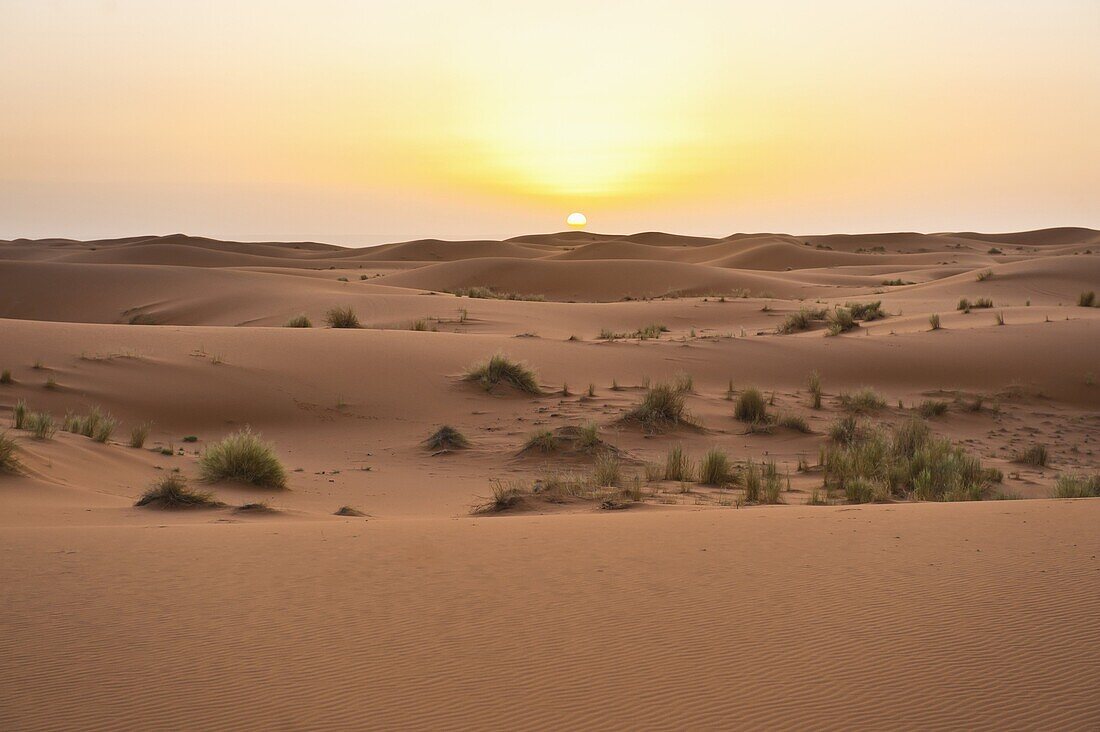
left=1, top=228, right=1098, bottom=729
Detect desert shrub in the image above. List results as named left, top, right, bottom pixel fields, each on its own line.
left=25, top=412, right=56, bottom=440
left=12, top=399, right=27, bottom=429
left=838, top=388, right=886, bottom=413
left=778, top=414, right=811, bottom=433
left=777, top=307, right=827, bottom=334
left=135, top=474, right=221, bottom=509
left=284, top=314, right=312, bottom=328
left=0, top=432, right=21, bottom=474
left=699, top=447, right=733, bottom=485
left=199, top=428, right=288, bottom=488
left=464, top=353, right=541, bottom=394
left=664, top=445, right=695, bottom=481
left=592, top=453, right=622, bottom=487
left=130, top=422, right=152, bottom=449
left=628, top=383, right=689, bottom=431
left=0, top=369, right=11, bottom=385
left=845, top=301, right=885, bottom=321
left=976, top=270, right=993, bottom=281
left=1052, top=473, right=1100, bottom=498
left=1014, top=444, right=1048, bottom=467
left=524, top=429, right=558, bottom=453
left=734, top=387, right=768, bottom=423
left=808, top=371, right=822, bottom=409
left=1077, top=291, right=1095, bottom=307
left=826, top=307, right=857, bottom=336
left=576, top=421, right=601, bottom=453
left=424, top=425, right=470, bottom=451
left=829, top=415, right=862, bottom=445
left=473, top=479, right=527, bottom=513
left=917, top=400, right=948, bottom=418
left=449, top=287, right=544, bottom=302
left=928, top=313, right=941, bottom=330
left=325, top=306, right=361, bottom=328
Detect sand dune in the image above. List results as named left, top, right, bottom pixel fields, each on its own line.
left=2, top=228, right=1098, bottom=729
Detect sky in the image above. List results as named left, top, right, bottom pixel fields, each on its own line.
left=1, top=0, right=1098, bottom=244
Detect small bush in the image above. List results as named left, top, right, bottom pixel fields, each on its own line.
left=777, top=307, right=827, bottom=334
left=12, top=399, right=27, bottom=429
left=838, top=388, right=886, bottom=413
left=0, top=369, right=11, bottom=385
left=182, top=435, right=199, bottom=443
left=285, top=314, right=312, bottom=328
left=845, top=301, right=885, bottom=321
left=1052, top=473, right=1100, bottom=498
left=826, top=308, right=857, bottom=336
left=1077, top=291, right=1095, bottom=307
left=917, top=400, right=948, bottom=418
left=575, top=421, right=601, bottom=453
left=524, top=429, right=558, bottom=453
left=664, top=445, right=695, bottom=482
left=699, top=447, right=733, bottom=485
left=325, top=306, right=361, bottom=328
left=199, top=428, right=288, bottom=488
left=473, top=479, right=527, bottom=513
left=464, top=353, right=541, bottom=394
left=0, top=432, right=21, bottom=474
left=136, top=474, right=221, bottom=509
left=130, top=422, right=152, bottom=449
left=734, top=387, right=768, bottom=423
left=1014, top=444, right=1048, bottom=467
left=928, top=313, right=941, bottom=330
left=628, top=383, right=690, bottom=431
left=592, top=453, right=622, bottom=487
left=424, top=425, right=470, bottom=451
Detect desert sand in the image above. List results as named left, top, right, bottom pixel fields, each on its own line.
left=2, top=228, right=1099, bottom=729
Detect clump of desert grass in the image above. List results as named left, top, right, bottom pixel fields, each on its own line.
left=335, top=505, right=367, bottom=517
left=599, top=323, right=669, bottom=341
left=1013, top=443, right=1048, bottom=467
left=826, top=307, right=858, bottom=336
left=523, top=429, right=559, bottom=453
left=12, top=399, right=27, bottom=429
left=324, top=306, right=361, bottom=328
left=64, top=407, right=116, bottom=443
left=976, top=269, right=993, bottom=282
left=0, top=432, right=22, bottom=474
left=448, top=287, right=545, bottom=301
left=808, top=371, right=823, bottom=409
left=424, top=425, right=470, bottom=451
left=1078, top=291, right=1096, bottom=307
left=237, top=502, right=277, bottom=513
left=472, top=479, right=528, bottom=513
left=822, top=418, right=993, bottom=503
left=24, top=411, right=57, bottom=440
left=575, top=421, right=602, bottom=453
left=592, top=453, right=622, bottom=487
left=845, top=301, right=886, bottom=321
left=776, top=307, right=827, bottom=334
left=828, top=415, right=864, bottom=445
left=928, top=313, right=942, bottom=330
left=129, top=422, right=152, bottom=449
left=0, top=369, right=12, bottom=385
left=673, top=371, right=694, bottom=393
left=284, top=314, right=312, bottom=328
left=917, top=400, right=948, bottom=418
left=957, top=297, right=993, bottom=312
left=740, top=459, right=783, bottom=504
left=699, top=447, right=733, bottom=485
left=837, top=387, right=886, bottom=413
left=734, top=387, right=768, bottom=423
left=199, top=428, right=288, bottom=488
left=664, top=445, right=695, bottom=481
left=1051, top=473, right=1100, bottom=498
left=778, top=414, right=812, bottom=433
left=464, top=353, right=541, bottom=395
left=135, top=474, right=223, bottom=509
left=626, top=383, right=691, bottom=432
left=994, top=311, right=1006, bottom=326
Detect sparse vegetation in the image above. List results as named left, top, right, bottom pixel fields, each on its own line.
left=995, top=311, right=1006, bottom=326
left=1077, top=291, right=1095, bottom=307
left=808, top=371, right=822, bottom=409
left=130, top=422, right=151, bottom=449
left=599, top=323, right=669, bottom=340
left=424, top=425, right=470, bottom=451
left=1014, top=444, right=1048, bottom=467
left=448, top=287, right=544, bottom=302
left=976, top=269, right=993, bottom=281
left=664, top=445, right=695, bottom=482
left=25, top=411, right=56, bottom=440
left=826, top=307, right=857, bottom=336
left=199, top=428, right=288, bottom=488
left=284, top=314, right=312, bottom=328
left=845, top=301, right=886, bottom=321
left=917, top=400, right=948, bottom=418
left=838, top=388, right=886, bottom=413
left=673, top=371, right=694, bottom=393
left=829, top=415, right=863, bottom=445
left=324, top=306, right=361, bottom=328
left=0, top=369, right=11, bottom=385
left=1051, top=473, right=1100, bottom=498
left=957, top=297, right=994, bottom=312
left=881, top=279, right=913, bottom=286
left=592, top=453, right=622, bottom=487
left=575, top=421, right=602, bottom=453
left=734, top=387, right=768, bottom=423
left=464, top=353, right=541, bottom=395
left=777, top=307, right=827, bottom=334
left=928, top=313, right=941, bottom=330
left=627, top=383, right=690, bottom=431
left=136, top=474, right=222, bottom=509
left=778, top=414, right=812, bottom=433
left=523, top=429, right=559, bottom=453
left=0, top=432, right=21, bottom=474
left=12, top=399, right=27, bottom=429
left=473, top=479, right=528, bottom=513
left=699, top=447, right=733, bottom=485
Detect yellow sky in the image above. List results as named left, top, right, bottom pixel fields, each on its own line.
left=1, top=0, right=1098, bottom=242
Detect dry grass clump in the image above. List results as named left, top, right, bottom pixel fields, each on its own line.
left=423, top=425, right=470, bottom=451
left=741, top=460, right=783, bottom=504
left=928, top=313, right=942, bottom=330
left=129, top=422, right=152, bottom=449
left=335, top=505, right=367, bottom=517
left=25, top=411, right=57, bottom=440
left=0, top=432, right=21, bottom=474
left=627, top=383, right=690, bottom=432
left=976, top=269, right=993, bottom=281
left=845, top=301, right=886, bottom=321
left=917, top=400, right=948, bottom=418
left=592, top=453, right=622, bottom=487
left=523, top=429, right=559, bottom=453
left=699, top=447, right=733, bottom=485
left=664, top=445, right=695, bottom=481
left=777, top=307, right=827, bottom=334
left=284, top=314, right=312, bottom=328
left=838, top=388, right=886, bottom=413
left=808, top=371, right=823, bottom=409
left=1052, top=473, right=1100, bottom=498
left=472, top=479, right=528, bottom=513
left=829, top=415, right=863, bottom=445
left=199, top=428, right=288, bottom=488
left=575, top=421, right=602, bottom=453
left=673, top=371, right=694, bottom=393
left=994, top=311, right=1006, bottom=326
left=0, top=369, right=11, bottom=385
left=64, top=407, right=116, bottom=443
left=958, top=297, right=994, bottom=312
left=822, top=419, right=992, bottom=503
left=464, top=353, right=541, bottom=395
left=734, top=387, right=768, bottom=423
left=1078, top=291, right=1096, bottom=307
left=599, top=323, right=670, bottom=340
left=1013, top=444, right=1048, bottom=467
left=136, top=474, right=222, bottom=509
left=778, top=414, right=812, bottom=433
left=825, top=307, right=857, bottom=336
left=12, top=399, right=27, bottom=429
left=324, top=306, right=361, bottom=328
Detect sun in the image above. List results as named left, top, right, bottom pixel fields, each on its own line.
left=566, top=212, right=587, bottom=228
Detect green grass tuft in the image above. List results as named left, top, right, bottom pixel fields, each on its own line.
left=284, top=314, right=312, bottom=328
left=838, top=388, right=886, bottom=413
left=199, top=428, right=288, bottom=488
left=778, top=414, right=812, bottom=433
left=324, top=306, right=361, bottom=328
left=917, top=400, right=948, bottom=418
left=826, top=307, right=858, bottom=336
left=464, top=353, right=541, bottom=394
left=1013, top=444, right=1048, bottom=467
left=129, top=422, right=152, bottom=449
left=734, top=387, right=768, bottom=423
left=627, top=383, right=690, bottom=432
left=928, top=313, right=941, bottom=330
left=1051, top=473, right=1100, bottom=498
left=12, top=399, right=27, bottom=429
left=0, top=369, right=11, bottom=385
left=699, top=447, right=733, bottom=485
left=0, top=432, right=22, bottom=474
left=664, top=445, right=695, bottom=482
left=472, top=479, right=528, bottom=513
left=523, top=429, right=559, bottom=453
left=592, top=453, right=622, bottom=487
left=808, top=371, right=823, bottom=409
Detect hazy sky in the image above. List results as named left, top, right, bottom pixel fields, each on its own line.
left=2, top=0, right=1098, bottom=243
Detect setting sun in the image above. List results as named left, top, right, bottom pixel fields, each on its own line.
left=567, top=212, right=587, bottom=228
